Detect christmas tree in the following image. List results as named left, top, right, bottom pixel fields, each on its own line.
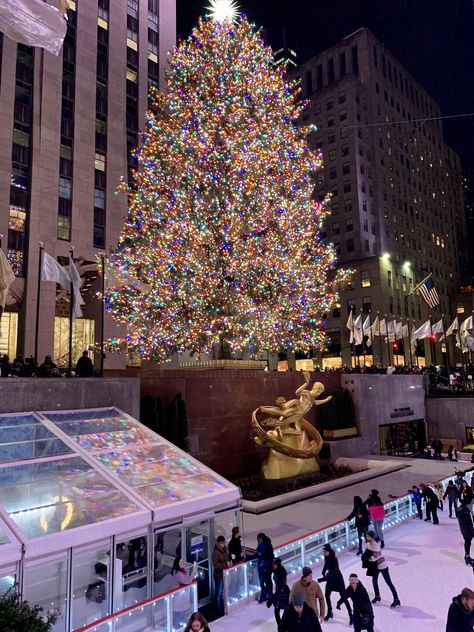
left=105, top=2, right=350, bottom=361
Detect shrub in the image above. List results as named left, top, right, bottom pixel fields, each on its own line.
left=320, top=389, right=356, bottom=431
left=0, top=589, right=57, bottom=632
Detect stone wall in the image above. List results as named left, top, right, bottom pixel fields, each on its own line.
left=425, top=397, right=474, bottom=445
left=332, top=374, right=426, bottom=457
left=140, top=370, right=341, bottom=478
left=0, top=378, right=140, bottom=419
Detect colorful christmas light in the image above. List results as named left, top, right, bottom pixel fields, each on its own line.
left=104, top=13, right=351, bottom=361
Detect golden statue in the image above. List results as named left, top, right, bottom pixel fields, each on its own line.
left=251, top=371, right=331, bottom=480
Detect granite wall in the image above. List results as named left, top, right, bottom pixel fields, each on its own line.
left=0, top=378, right=140, bottom=419
left=330, top=374, right=427, bottom=457
left=425, top=397, right=474, bottom=444
left=140, top=370, right=341, bottom=478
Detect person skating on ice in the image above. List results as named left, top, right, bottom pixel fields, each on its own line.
left=363, top=530, right=400, bottom=608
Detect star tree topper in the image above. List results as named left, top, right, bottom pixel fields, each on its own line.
left=206, top=0, right=240, bottom=22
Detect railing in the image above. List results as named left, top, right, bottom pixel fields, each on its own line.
left=73, top=582, right=197, bottom=632
left=223, top=470, right=474, bottom=612
left=73, top=469, right=474, bottom=631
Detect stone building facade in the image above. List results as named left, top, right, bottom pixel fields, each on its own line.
left=0, top=0, right=175, bottom=368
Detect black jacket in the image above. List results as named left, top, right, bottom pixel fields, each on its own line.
left=460, top=486, right=474, bottom=508
left=279, top=603, right=322, bottom=632
left=422, top=487, right=438, bottom=506
left=444, top=483, right=460, bottom=502
left=272, top=565, right=290, bottom=610
left=319, top=555, right=345, bottom=593
left=347, top=502, right=371, bottom=529
left=446, top=595, right=474, bottom=632
left=228, top=536, right=243, bottom=563
left=337, top=582, right=373, bottom=616
left=457, top=506, right=474, bottom=540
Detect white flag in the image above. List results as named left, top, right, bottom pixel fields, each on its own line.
left=444, top=316, right=458, bottom=339
left=69, top=257, right=84, bottom=319
left=363, top=316, right=372, bottom=347
left=370, top=315, right=379, bottom=338
left=410, top=320, right=432, bottom=347
left=350, top=314, right=363, bottom=345
left=460, top=315, right=473, bottom=333
left=346, top=310, right=354, bottom=333
left=0, top=0, right=68, bottom=56
left=431, top=319, right=444, bottom=335
left=42, top=252, right=71, bottom=290
left=376, top=319, right=387, bottom=336
left=466, top=334, right=474, bottom=352
left=0, top=249, right=15, bottom=313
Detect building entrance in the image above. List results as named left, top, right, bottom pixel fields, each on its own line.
left=379, top=419, right=426, bottom=456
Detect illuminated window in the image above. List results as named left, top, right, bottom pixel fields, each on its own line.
left=54, top=317, right=95, bottom=368
left=361, top=272, right=371, bottom=288
left=457, top=306, right=465, bottom=314
left=95, top=153, right=106, bottom=171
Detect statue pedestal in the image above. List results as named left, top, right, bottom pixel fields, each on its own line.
left=260, top=471, right=321, bottom=496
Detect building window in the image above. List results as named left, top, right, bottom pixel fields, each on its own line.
left=362, top=297, right=371, bottom=312
left=346, top=238, right=354, bottom=252
left=361, top=272, right=371, bottom=288
left=457, top=306, right=465, bottom=314
left=327, top=58, right=335, bottom=82
left=343, top=181, right=351, bottom=193
left=342, top=163, right=350, bottom=175
left=345, top=218, right=353, bottom=232
left=329, top=166, right=337, bottom=179
left=328, top=149, right=336, bottom=161
left=341, top=144, right=349, bottom=157
left=58, top=198, right=71, bottom=241
left=333, top=222, right=340, bottom=235
left=351, top=46, right=359, bottom=75
left=316, top=64, right=323, bottom=89
left=387, top=270, right=392, bottom=287
left=339, top=52, right=346, bottom=78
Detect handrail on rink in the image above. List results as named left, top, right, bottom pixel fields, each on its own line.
left=73, top=469, right=473, bottom=631
left=222, top=469, right=473, bottom=613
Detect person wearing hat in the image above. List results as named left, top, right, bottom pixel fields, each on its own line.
left=290, top=566, right=325, bottom=623
left=336, top=574, right=374, bottom=632
left=279, top=592, right=322, bottom=632
left=318, top=544, right=352, bottom=624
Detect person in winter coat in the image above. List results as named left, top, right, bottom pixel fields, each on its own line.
left=443, top=480, right=459, bottom=518
left=336, top=574, right=374, bottom=632
left=290, top=566, right=325, bottom=623
left=457, top=505, right=474, bottom=561
left=364, top=531, right=400, bottom=608
left=184, top=611, right=210, bottom=632
left=257, top=532, right=274, bottom=603
left=280, top=592, right=322, bottom=632
left=75, top=350, right=94, bottom=377
left=459, top=480, right=474, bottom=510
left=420, top=483, right=439, bottom=524
left=318, top=544, right=352, bottom=624
left=365, top=490, right=385, bottom=547
left=408, top=485, right=423, bottom=519
left=446, top=587, right=474, bottom=632
left=228, top=526, right=243, bottom=564
left=171, top=558, right=197, bottom=614
left=211, top=535, right=230, bottom=615
left=347, top=496, right=371, bottom=554
left=269, top=557, right=290, bottom=626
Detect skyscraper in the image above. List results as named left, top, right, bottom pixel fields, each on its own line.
left=0, top=0, right=175, bottom=368
left=290, top=27, right=468, bottom=367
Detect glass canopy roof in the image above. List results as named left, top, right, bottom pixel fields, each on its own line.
left=0, top=408, right=238, bottom=559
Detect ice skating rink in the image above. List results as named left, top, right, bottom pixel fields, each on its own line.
left=213, top=458, right=473, bottom=632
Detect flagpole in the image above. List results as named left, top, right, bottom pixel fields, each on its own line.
left=429, top=315, right=435, bottom=367
left=392, top=317, right=398, bottom=367
left=361, top=308, right=366, bottom=368
left=385, top=314, right=391, bottom=367
left=34, top=243, right=44, bottom=371
left=100, top=253, right=105, bottom=377
left=441, top=314, right=450, bottom=377
left=408, top=272, right=433, bottom=297
left=377, top=311, right=383, bottom=368
left=351, top=308, right=356, bottom=369
left=68, top=246, right=74, bottom=377
left=368, top=309, right=372, bottom=368
left=407, top=317, right=414, bottom=367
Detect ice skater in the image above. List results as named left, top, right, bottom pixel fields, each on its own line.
left=363, top=531, right=400, bottom=608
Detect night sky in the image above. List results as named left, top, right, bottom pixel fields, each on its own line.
left=176, top=0, right=474, bottom=182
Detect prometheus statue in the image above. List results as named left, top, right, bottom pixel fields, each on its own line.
left=251, top=371, right=331, bottom=480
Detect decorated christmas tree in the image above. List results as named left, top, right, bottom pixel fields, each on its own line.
left=105, top=1, right=350, bottom=361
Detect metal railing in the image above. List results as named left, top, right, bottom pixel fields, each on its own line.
left=73, top=582, right=197, bottom=632
left=223, top=469, right=474, bottom=612
left=72, top=469, right=474, bottom=631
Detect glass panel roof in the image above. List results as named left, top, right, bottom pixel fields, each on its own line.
left=95, top=445, right=229, bottom=506
left=0, top=456, right=139, bottom=539
left=0, top=414, right=72, bottom=464
left=0, top=408, right=239, bottom=547
left=44, top=408, right=152, bottom=452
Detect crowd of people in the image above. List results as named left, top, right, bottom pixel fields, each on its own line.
left=0, top=350, right=94, bottom=377
left=177, top=473, right=474, bottom=631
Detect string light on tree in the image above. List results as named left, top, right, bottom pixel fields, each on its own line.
left=206, top=0, right=240, bottom=22
left=104, top=8, right=352, bottom=362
